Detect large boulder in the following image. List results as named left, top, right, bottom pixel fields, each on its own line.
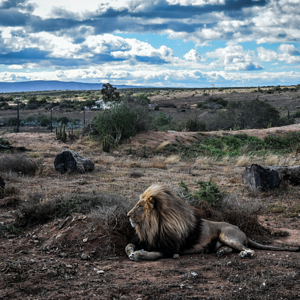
left=0, top=175, right=5, bottom=199
left=54, top=149, right=94, bottom=174
left=243, top=164, right=300, bottom=191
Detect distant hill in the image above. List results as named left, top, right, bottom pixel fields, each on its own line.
left=0, top=81, right=138, bottom=93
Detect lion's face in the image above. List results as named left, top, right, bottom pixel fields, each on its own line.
left=127, top=194, right=155, bottom=229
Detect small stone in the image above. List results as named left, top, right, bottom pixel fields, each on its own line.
left=83, top=238, right=88, bottom=243
left=81, top=253, right=90, bottom=260
left=66, top=265, right=73, bottom=268
left=60, top=252, right=68, bottom=257
left=173, top=254, right=180, bottom=259
left=97, top=270, right=104, bottom=274
left=21, top=250, right=28, bottom=254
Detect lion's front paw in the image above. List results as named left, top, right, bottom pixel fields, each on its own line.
left=129, top=249, right=146, bottom=261
left=125, top=243, right=135, bottom=257
left=239, top=249, right=255, bottom=258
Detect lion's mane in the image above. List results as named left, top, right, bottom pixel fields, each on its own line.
left=132, top=185, right=202, bottom=257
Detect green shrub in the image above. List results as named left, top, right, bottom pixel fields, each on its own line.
left=185, top=118, right=206, bottom=132
left=207, top=99, right=294, bottom=130
left=40, top=117, right=50, bottom=127
left=179, top=178, right=224, bottom=207
left=151, top=112, right=170, bottom=130
left=292, top=111, right=300, bottom=118
left=93, top=101, right=150, bottom=143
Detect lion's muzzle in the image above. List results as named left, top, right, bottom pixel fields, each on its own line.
left=129, top=218, right=138, bottom=228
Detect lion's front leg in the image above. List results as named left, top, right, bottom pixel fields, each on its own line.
left=128, top=249, right=163, bottom=261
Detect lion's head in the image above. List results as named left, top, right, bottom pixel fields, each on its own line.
left=127, top=184, right=201, bottom=256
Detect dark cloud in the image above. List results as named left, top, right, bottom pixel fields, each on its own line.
left=29, top=16, right=81, bottom=32
left=0, top=48, right=49, bottom=64
left=94, top=0, right=267, bottom=19
left=0, top=9, right=30, bottom=26
left=0, top=0, right=27, bottom=9
left=5, top=0, right=266, bottom=34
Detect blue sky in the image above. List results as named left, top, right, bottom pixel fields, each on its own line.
left=0, top=0, right=300, bottom=87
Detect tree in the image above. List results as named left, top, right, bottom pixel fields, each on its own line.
left=207, top=99, right=294, bottom=131
left=92, top=102, right=150, bottom=144
left=100, top=83, right=120, bottom=103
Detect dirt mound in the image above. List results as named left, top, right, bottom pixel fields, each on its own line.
left=124, top=124, right=300, bottom=150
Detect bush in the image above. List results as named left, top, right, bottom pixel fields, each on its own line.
left=185, top=118, right=206, bottom=132
left=207, top=99, right=294, bottom=130
left=0, top=154, right=42, bottom=174
left=292, top=111, right=300, bottom=118
left=7, top=117, right=18, bottom=126
left=151, top=112, right=170, bottom=130
left=93, top=101, right=150, bottom=143
left=40, top=117, right=50, bottom=127
left=179, top=178, right=225, bottom=207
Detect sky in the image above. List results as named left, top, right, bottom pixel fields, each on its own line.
left=0, top=0, right=300, bottom=88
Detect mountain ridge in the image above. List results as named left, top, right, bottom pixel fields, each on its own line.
left=0, top=81, right=138, bottom=93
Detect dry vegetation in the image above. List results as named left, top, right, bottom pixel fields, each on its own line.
left=0, top=126, right=300, bottom=299
left=1, top=86, right=300, bottom=299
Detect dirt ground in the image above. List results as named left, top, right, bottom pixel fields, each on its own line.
left=1, top=128, right=300, bottom=299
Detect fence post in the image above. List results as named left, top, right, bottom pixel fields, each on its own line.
left=84, top=106, right=86, bottom=128
left=16, top=100, right=20, bottom=133
left=50, top=102, right=53, bottom=132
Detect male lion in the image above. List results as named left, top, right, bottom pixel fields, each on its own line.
left=125, top=185, right=300, bottom=261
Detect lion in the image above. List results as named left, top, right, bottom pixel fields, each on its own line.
left=125, top=184, right=300, bottom=261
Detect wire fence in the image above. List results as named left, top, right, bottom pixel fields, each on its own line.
left=0, top=102, right=98, bottom=133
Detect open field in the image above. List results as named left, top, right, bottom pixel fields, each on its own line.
left=1, top=87, right=300, bottom=133
left=1, top=126, right=300, bottom=299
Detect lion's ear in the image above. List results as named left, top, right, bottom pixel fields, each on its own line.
left=148, top=196, right=155, bottom=204
left=145, top=196, right=155, bottom=209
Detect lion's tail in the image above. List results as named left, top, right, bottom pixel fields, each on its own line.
left=247, top=238, right=300, bottom=252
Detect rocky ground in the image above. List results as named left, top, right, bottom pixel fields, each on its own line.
left=1, top=128, right=300, bottom=299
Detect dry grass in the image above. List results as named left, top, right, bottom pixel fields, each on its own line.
left=265, top=155, right=280, bottom=166
left=0, top=154, right=43, bottom=175
left=236, top=155, right=251, bottom=167
left=165, top=154, right=180, bottom=164
left=155, top=141, right=170, bottom=152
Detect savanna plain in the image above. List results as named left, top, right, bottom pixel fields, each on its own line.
left=1, top=87, right=300, bottom=299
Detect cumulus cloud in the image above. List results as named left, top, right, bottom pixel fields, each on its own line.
left=184, top=49, right=201, bottom=62
left=257, top=47, right=278, bottom=62
left=1, top=67, right=300, bottom=87
left=206, top=45, right=263, bottom=71
left=257, top=44, right=300, bottom=64
left=1, top=0, right=300, bottom=87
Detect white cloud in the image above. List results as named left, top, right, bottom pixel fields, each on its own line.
left=1, top=66, right=300, bottom=87
left=7, top=65, right=24, bottom=69
left=184, top=49, right=201, bottom=62
left=257, top=47, right=278, bottom=62
left=257, top=44, right=300, bottom=64
left=206, top=45, right=263, bottom=71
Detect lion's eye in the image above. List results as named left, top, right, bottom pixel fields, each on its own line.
left=137, top=205, right=141, bottom=209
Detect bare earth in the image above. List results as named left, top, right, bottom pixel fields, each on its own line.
left=1, top=126, right=300, bottom=299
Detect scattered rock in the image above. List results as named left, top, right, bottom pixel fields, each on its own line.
left=243, top=164, right=300, bottom=191
left=129, top=172, right=143, bottom=178
left=81, top=253, right=90, bottom=260
left=54, top=149, right=94, bottom=174
left=173, top=254, right=180, bottom=259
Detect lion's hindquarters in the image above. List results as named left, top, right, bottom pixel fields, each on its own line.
left=218, top=226, right=249, bottom=252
